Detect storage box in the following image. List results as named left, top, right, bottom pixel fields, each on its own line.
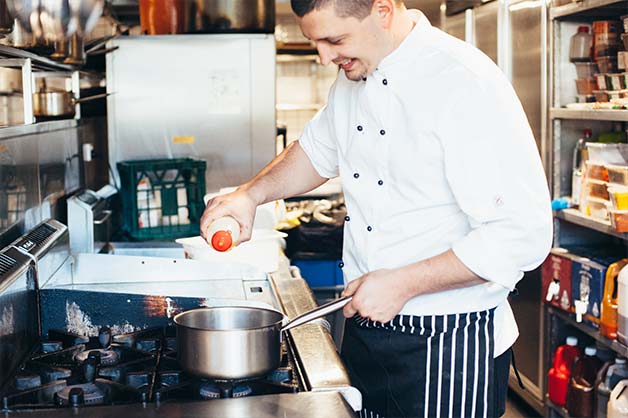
left=585, top=161, right=610, bottom=182
left=576, top=63, right=598, bottom=79
left=541, top=248, right=578, bottom=312
left=117, top=158, right=206, bottom=240
left=176, top=230, right=287, bottom=273
left=572, top=257, right=610, bottom=328
left=585, top=179, right=610, bottom=201
left=584, top=197, right=610, bottom=220
left=608, top=74, right=627, bottom=90
left=608, top=165, right=628, bottom=185
left=587, top=143, right=628, bottom=165
left=597, top=56, right=618, bottom=73
left=610, top=210, right=628, bottom=232
left=291, top=259, right=344, bottom=288
left=576, top=78, right=597, bottom=95
left=608, top=185, right=628, bottom=210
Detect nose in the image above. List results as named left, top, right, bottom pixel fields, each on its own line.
left=316, top=42, right=335, bottom=66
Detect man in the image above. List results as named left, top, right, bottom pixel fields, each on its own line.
left=200, top=0, right=553, bottom=417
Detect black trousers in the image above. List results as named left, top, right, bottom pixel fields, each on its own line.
left=341, top=309, right=511, bottom=418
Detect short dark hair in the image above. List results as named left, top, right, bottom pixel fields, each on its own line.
left=291, top=0, right=378, bottom=20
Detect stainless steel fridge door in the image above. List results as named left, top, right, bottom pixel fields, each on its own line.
left=502, top=0, right=548, bottom=414
left=472, top=0, right=499, bottom=63
left=106, top=34, right=277, bottom=192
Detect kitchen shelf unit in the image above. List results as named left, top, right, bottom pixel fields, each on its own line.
left=547, top=0, right=628, bottom=417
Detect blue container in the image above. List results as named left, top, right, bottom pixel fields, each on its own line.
left=291, top=260, right=344, bottom=288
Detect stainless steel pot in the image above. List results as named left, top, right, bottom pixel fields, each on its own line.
left=174, top=296, right=351, bottom=380
left=186, top=0, right=275, bottom=33
left=33, top=90, right=108, bottom=117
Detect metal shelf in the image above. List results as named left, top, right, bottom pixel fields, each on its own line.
left=0, top=45, right=75, bottom=72
left=547, top=306, right=628, bottom=357
left=550, top=0, right=628, bottom=20
left=550, top=108, right=628, bottom=122
left=555, top=208, right=628, bottom=240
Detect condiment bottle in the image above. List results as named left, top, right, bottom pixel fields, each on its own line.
left=207, top=217, right=240, bottom=252
left=549, top=336, right=581, bottom=406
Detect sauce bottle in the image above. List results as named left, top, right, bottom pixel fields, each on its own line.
left=567, top=346, right=603, bottom=418
left=206, top=217, right=240, bottom=252
left=548, top=336, right=581, bottom=406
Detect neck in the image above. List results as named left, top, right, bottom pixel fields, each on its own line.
left=390, top=8, right=415, bottom=51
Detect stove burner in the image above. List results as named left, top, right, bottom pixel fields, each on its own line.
left=15, top=374, right=42, bottom=390
left=41, top=341, right=63, bottom=353
left=74, top=349, right=120, bottom=366
left=199, top=382, right=253, bottom=399
left=54, top=383, right=106, bottom=406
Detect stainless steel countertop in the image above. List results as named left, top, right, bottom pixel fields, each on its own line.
left=3, top=392, right=356, bottom=418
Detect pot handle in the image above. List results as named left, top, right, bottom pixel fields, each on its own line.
left=74, top=93, right=111, bottom=104
left=281, top=295, right=352, bottom=332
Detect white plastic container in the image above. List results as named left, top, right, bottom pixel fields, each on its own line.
left=176, top=229, right=287, bottom=273
left=587, top=143, right=628, bottom=165
left=617, top=265, right=628, bottom=346
left=608, top=379, right=628, bottom=418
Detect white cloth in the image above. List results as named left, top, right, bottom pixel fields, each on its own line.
left=298, top=10, right=553, bottom=356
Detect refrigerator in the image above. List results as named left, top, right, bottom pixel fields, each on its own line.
left=446, top=0, right=548, bottom=412
left=106, top=34, right=277, bottom=192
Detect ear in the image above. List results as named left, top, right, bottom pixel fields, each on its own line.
left=372, top=0, right=395, bottom=29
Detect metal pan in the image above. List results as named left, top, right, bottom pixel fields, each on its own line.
left=174, top=296, right=352, bottom=380
left=33, top=91, right=109, bottom=117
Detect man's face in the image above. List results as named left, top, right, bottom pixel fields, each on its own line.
left=298, top=4, right=387, bottom=81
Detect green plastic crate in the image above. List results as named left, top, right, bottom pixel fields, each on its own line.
left=117, top=158, right=206, bottom=240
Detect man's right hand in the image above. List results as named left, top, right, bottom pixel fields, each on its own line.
left=199, top=188, right=259, bottom=245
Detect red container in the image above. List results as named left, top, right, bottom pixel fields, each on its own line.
left=542, top=248, right=577, bottom=312
left=548, top=337, right=582, bottom=406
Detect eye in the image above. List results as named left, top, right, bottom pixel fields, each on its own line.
left=328, top=38, right=343, bottom=45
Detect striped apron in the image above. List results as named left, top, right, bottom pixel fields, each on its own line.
left=341, top=308, right=510, bottom=418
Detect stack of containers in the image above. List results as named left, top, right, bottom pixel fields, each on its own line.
left=591, top=20, right=627, bottom=103
left=583, top=143, right=628, bottom=231
left=571, top=25, right=597, bottom=102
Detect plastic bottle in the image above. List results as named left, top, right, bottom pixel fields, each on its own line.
left=601, top=260, right=628, bottom=339
left=548, top=336, right=582, bottom=406
left=570, top=26, right=593, bottom=62
left=572, top=128, right=592, bottom=207
left=567, top=346, right=604, bottom=418
left=608, top=379, right=628, bottom=418
left=206, top=217, right=240, bottom=252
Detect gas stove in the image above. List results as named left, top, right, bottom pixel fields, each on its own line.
left=0, top=219, right=361, bottom=417
left=4, top=326, right=301, bottom=410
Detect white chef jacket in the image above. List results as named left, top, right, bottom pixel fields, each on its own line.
left=298, top=10, right=553, bottom=356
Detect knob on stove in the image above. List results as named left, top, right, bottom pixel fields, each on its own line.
left=83, top=352, right=100, bottom=383
left=99, top=327, right=112, bottom=348
left=69, top=388, right=85, bottom=407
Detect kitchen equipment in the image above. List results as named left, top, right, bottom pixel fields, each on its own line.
left=67, top=188, right=113, bottom=254
left=32, top=89, right=108, bottom=117
left=63, top=32, right=84, bottom=64
left=6, top=0, right=41, bottom=38
left=70, top=0, right=103, bottom=36
left=176, top=230, right=287, bottom=273
left=38, top=0, right=71, bottom=42
left=174, top=296, right=352, bottom=380
left=186, top=0, right=275, bottom=33
left=138, top=0, right=187, bottom=35
left=1, top=18, right=33, bottom=47
left=0, top=220, right=362, bottom=415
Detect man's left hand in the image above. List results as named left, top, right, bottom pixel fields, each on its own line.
left=341, top=268, right=413, bottom=323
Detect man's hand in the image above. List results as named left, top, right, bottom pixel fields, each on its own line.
left=342, top=268, right=412, bottom=323
left=199, top=188, right=259, bottom=244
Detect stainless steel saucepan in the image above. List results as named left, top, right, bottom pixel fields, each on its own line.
left=174, top=296, right=352, bottom=380
left=33, top=90, right=108, bottom=117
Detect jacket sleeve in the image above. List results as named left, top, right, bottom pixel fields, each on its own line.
left=298, top=79, right=340, bottom=179
left=439, top=74, right=553, bottom=291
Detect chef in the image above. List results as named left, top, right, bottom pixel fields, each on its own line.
left=200, top=0, right=553, bottom=417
